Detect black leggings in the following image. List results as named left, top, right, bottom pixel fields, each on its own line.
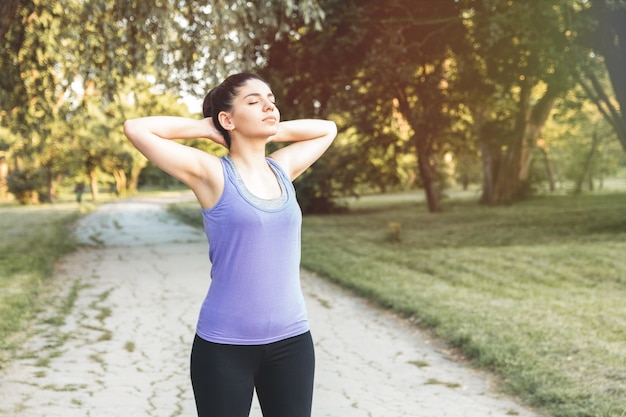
left=190, top=332, right=315, bottom=417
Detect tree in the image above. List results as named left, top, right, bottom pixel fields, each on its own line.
left=264, top=0, right=608, bottom=210
left=0, top=0, right=326, bottom=203
left=541, top=86, right=624, bottom=193
left=577, top=0, right=626, bottom=152
left=457, top=0, right=590, bottom=203
left=262, top=0, right=467, bottom=213
left=3, top=0, right=619, bottom=207
left=116, top=78, right=197, bottom=193
left=1, top=0, right=75, bottom=203
left=0, top=0, right=23, bottom=40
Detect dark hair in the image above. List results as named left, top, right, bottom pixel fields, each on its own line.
left=202, top=73, right=268, bottom=148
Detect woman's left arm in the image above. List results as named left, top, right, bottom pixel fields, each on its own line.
left=268, top=119, right=337, bottom=180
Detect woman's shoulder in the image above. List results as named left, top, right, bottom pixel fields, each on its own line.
left=190, top=153, right=227, bottom=209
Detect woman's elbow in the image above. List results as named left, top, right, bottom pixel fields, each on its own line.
left=123, top=119, right=142, bottom=144
left=327, top=120, right=338, bottom=141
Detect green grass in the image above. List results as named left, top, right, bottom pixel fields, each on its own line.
left=2, top=186, right=622, bottom=414
left=0, top=203, right=84, bottom=366
left=303, top=191, right=626, bottom=417
left=171, top=189, right=626, bottom=417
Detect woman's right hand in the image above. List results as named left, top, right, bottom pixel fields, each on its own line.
left=203, top=117, right=228, bottom=149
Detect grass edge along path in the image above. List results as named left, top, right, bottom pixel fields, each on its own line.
left=0, top=203, right=85, bottom=368
left=301, top=192, right=626, bottom=417
left=170, top=191, right=626, bottom=417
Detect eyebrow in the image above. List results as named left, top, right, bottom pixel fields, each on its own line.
left=244, top=92, right=275, bottom=99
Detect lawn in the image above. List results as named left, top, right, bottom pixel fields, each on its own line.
left=300, top=191, right=626, bottom=417
left=171, top=189, right=626, bottom=417
left=0, top=202, right=83, bottom=366
left=2, top=187, right=624, bottom=416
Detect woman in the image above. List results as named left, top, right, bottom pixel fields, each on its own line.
left=123, top=72, right=337, bottom=417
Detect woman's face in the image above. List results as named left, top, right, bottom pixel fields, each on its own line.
left=226, top=78, right=280, bottom=140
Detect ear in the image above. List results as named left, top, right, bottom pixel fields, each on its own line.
left=218, top=111, right=234, bottom=131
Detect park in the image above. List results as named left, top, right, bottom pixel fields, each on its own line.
left=1, top=1, right=625, bottom=416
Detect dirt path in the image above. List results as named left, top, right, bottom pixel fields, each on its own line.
left=0, top=193, right=543, bottom=417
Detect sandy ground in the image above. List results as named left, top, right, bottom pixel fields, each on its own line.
left=0, top=193, right=544, bottom=417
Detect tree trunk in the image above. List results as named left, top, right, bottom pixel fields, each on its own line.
left=86, top=157, right=99, bottom=201
left=492, top=143, right=520, bottom=203
left=471, top=106, right=497, bottom=204
left=575, top=130, right=600, bottom=194
left=578, top=69, right=626, bottom=154
left=129, top=164, right=142, bottom=192
left=89, top=169, right=99, bottom=201
left=44, top=165, right=55, bottom=203
left=478, top=139, right=496, bottom=203
left=519, top=123, right=539, bottom=182
left=537, top=143, right=556, bottom=193
left=415, top=135, right=441, bottom=213
left=492, top=81, right=531, bottom=203
left=395, top=89, right=441, bottom=213
left=492, top=85, right=558, bottom=203
left=0, top=156, right=8, bottom=201
left=461, top=174, right=469, bottom=191
left=113, top=169, right=126, bottom=196
left=589, top=0, right=626, bottom=152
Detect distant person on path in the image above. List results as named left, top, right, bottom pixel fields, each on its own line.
left=74, top=182, right=85, bottom=203
left=123, top=73, right=337, bottom=417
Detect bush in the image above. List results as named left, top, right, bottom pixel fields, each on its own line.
left=6, top=167, right=47, bottom=205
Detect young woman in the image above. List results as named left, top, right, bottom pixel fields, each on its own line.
left=123, top=73, right=337, bottom=417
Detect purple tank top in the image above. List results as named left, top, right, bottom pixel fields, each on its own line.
left=196, top=156, right=309, bottom=344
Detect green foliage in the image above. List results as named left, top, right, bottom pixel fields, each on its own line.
left=0, top=204, right=82, bottom=366
left=258, top=0, right=624, bottom=209
left=6, top=167, right=46, bottom=204
left=118, top=78, right=199, bottom=191
left=137, top=163, right=184, bottom=189
left=582, top=0, right=626, bottom=150
left=262, top=0, right=469, bottom=211
left=0, top=0, right=325, bottom=204
left=541, top=85, right=625, bottom=193
left=0, top=0, right=623, bottom=212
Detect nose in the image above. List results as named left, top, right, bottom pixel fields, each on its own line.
left=263, top=98, right=275, bottom=111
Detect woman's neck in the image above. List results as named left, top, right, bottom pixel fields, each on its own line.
left=227, top=144, right=281, bottom=200
left=228, top=145, right=268, bottom=172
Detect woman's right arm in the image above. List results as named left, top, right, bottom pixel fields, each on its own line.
left=123, top=116, right=225, bottom=207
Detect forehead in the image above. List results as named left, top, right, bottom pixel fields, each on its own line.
left=237, top=79, right=273, bottom=97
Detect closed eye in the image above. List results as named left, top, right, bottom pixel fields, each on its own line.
left=247, top=101, right=276, bottom=106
